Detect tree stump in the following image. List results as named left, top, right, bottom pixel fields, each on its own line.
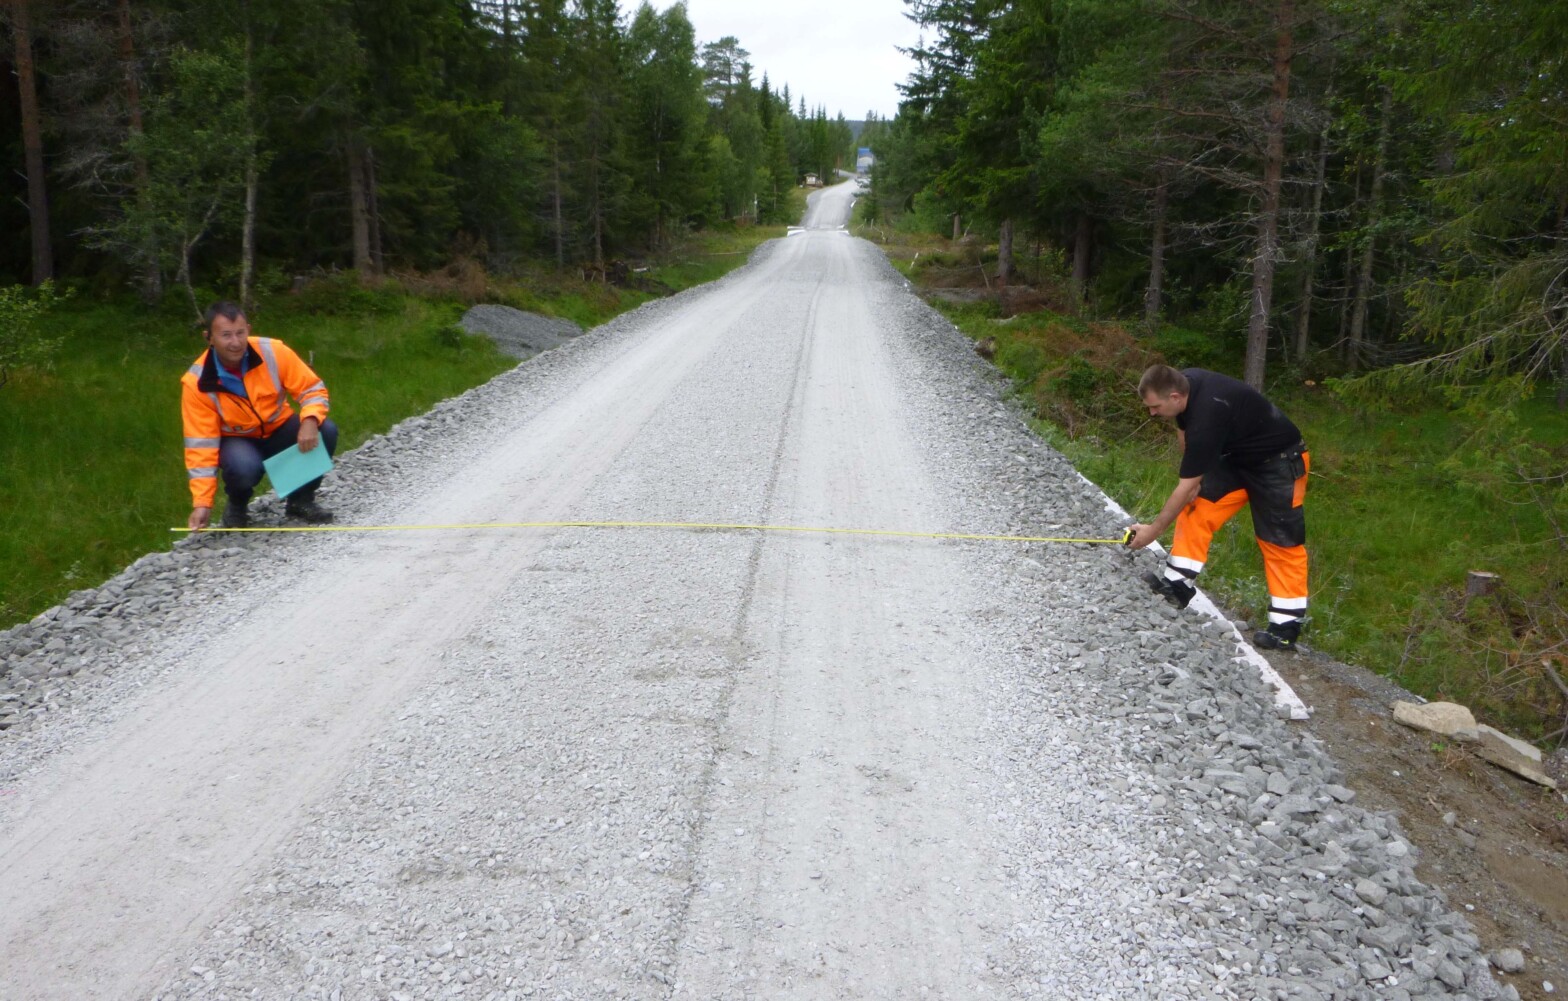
left=1465, top=571, right=1501, bottom=600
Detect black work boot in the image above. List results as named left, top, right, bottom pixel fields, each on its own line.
left=1143, top=571, right=1196, bottom=610
left=285, top=496, right=335, bottom=523
left=220, top=500, right=250, bottom=529
left=1253, top=620, right=1302, bottom=651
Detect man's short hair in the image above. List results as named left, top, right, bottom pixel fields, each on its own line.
left=1138, top=364, right=1189, bottom=399
left=202, top=301, right=246, bottom=333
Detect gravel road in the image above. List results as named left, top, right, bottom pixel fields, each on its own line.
left=0, top=182, right=1513, bottom=1000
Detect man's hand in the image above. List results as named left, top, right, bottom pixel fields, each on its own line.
left=1132, top=477, right=1204, bottom=551
left=188, top=506, right=211, bottom=532
left=298, top=416, right=320, bottom=453
left=1127, top=524, right=1162, bottom=550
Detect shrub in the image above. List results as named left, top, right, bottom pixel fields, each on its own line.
left=1151, top=324, right=1235, bottom=372
left=275, top=271, right=403, bottom=317
left=0, top=281, right=68, bottom=390
left=995, top=339, right=1052, bottom=387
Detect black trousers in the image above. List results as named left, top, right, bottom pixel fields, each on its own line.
left=1194, top=444, right=1308, bottom=548
left=218, top=415, right=339, bottom=505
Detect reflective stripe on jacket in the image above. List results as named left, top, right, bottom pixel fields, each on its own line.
left=180, top=337, right=330, bottom=507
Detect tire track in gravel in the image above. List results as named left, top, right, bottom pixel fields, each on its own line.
left=669, top=232, right=1027, bottom=999
left=652, top=268, right=826, bottom=984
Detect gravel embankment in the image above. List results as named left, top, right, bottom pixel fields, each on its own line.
left=458, top=304, right=585, bottom=359
left=0, top=202, right=1513, bottom=1001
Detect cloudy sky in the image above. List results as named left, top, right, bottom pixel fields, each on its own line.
left=677, top=0, right=923, bottom=120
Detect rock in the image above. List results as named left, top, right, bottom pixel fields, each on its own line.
left=1391, top=700, right=1478, bottom=739
left=1323, top=784, right=1357, bottom=804
left=1474, top=729, right=1559, bottom=789
left=1436, top=958, right=1468, bottom=989
left=1275, top=794, right=1319, bottom=817
left=1490, top=949, right=1524, bottom=974
left=1360, top=959, right=1394, bottom=980
left=1475, top=725, right=1542, bottom=763
left=1355, top=878, right=1389, bottom=907
left=1360, top=923, right=1413, bottom=955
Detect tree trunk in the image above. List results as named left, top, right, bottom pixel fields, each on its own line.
left=239, top=3, right=257, bottom=312
left=1348, top=85, right=1392, bottom=372
left=552, top=145, right=564, bottom=269
left=347, top=135, right=373, bottom=275
left=1071, top=213, right=1092, bottom=305
left=365, top=146, right=383, bottom=273
left=177, top=233, right=196, bottom=318
left=997, top=217, right=1013, bottom=290
left=588, top=126, right=603, bottom=268
left=1145, top=175, right=1168, bottom=331
left=11, top=0, right=53, bottom=285
left=499, top=0, right=515, bottom=116
left=1338, top=164, right=1362, bottom=348
left=1294, top=128, right=1330, bottom=361
left=1243, top=0, right=1294, bottom=391
left=952, top=213, right=961, bottom=241
left=116, top=0, right=161, bottom=302
left=240, top=159, right=258, bottom=309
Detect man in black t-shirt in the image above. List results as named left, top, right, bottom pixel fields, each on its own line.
left=1127, top=365, right=1311, bottom=650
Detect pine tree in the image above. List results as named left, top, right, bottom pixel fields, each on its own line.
left=1389, top=0, right=1568, bottom=401
left=623, top=1, right=705, bottom=247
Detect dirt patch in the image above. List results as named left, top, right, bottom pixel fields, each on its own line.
left=1267, top=643, right=1568, bottom=1000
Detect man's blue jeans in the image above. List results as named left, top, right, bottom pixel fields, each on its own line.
left=218, top=415, right=338, bottom=507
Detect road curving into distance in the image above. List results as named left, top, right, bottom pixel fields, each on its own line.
left=0, top=181, right=1505, bottom=1000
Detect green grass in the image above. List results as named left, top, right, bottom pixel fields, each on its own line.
left=0, top=218, right=792, bottom=629
left=931, top=299, right=1568, bottom=741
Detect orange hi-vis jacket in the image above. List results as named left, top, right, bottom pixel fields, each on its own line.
left=180, top=336, right=330, bottom=508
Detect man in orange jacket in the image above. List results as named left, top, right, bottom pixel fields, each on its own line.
left=1126, top=364, right=1310, bottom=651
left=182, top=301, right=339, bottom=531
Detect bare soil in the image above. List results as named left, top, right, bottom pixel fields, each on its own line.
left=1266, top=642, right=1568, bottom=1001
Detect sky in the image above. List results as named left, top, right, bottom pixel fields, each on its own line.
left=677, top=0, right=923, bottom=121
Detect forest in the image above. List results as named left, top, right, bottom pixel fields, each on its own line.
left=858, top=0, right=1567, bottom=400
left=0, top=0, right=857, bottom=314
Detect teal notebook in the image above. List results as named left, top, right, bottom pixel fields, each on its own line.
left=263, top=444, right=333, bottom=499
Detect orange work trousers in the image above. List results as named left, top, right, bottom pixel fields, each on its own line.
left=1164, top=449, right=1310, bottom=626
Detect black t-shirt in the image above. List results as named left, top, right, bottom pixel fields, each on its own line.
left=1176, top=369, right=1302, bottom=478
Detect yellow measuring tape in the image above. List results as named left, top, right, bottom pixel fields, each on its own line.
left=171, top=520, right=1136, bottom=545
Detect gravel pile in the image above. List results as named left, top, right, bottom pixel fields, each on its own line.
left=459, top=304, right=585, bottom=359
left=0, top=233, right=1514, bottom=1001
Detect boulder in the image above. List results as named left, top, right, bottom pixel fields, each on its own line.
left=1476, top=725, right=1542, bottom=763
left=1474, top=729, right=1558, bottom=789
left=1490, top=949, right=1525, bottom=974
left=1391, top=700, right=1478, bottom=739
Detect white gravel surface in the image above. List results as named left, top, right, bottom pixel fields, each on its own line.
left=0, top=182, right=1510, bottom=1001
